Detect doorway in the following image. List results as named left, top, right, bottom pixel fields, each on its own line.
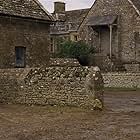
left=100, top=26, right=110, bottom=55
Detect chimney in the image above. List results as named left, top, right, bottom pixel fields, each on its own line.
left=54, top=1, right=65, bottom=13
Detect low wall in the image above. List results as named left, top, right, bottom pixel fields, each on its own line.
left=0, top=68, right=31, bottom=103
left=0, top=67, right=97, bottom=108
left=49, top=58, right=81, bottom=67
left=103, top=73, right=140, bottom=88
left=19, top=67, right=93, bottom=107
left=0, top=68, right=140, bottom=108
left=124, top=64, right=140, bottom=72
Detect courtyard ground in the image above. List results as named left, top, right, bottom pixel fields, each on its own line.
left=0, top=90, right=140, bottom=140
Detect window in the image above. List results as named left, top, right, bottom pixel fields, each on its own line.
left=15, top=46, right=26, bottom=68
left=50, top=38, right=54, bottom=53
left=74, top=35, right=78, bottom=41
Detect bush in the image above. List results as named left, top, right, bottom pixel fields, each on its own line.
left=56, top=40, right=94, bottom=66
left=57, top=40, right=91, bottom=58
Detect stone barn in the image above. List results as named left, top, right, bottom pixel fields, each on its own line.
left=79, top=0, right=140, bottom=71
left=0, top=0, right=54, bottom=68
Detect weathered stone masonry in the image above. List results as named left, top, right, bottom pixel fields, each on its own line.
left=0, top=67, right=140, bottom=108
left=0, top=16, right=51, bottom=68
left=79, top=0, right=140, bottom=70
left=103, top=72, right=140, bottom=88
left=0, top=0, right=54, bottom=68
left=0, top=67, right=93, bottom=108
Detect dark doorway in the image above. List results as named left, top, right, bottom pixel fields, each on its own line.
left=100, top=26, right=110, bottom=55
left=15, top=46, right=26, bottom=68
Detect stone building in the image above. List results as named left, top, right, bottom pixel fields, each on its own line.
left=0, top=0, right=53, bottom=68
left=79, top=0, right=140, bottom=71
left=50, top=1, right=89, bottom=54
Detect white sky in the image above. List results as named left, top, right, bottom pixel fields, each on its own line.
left=38, top=0, right=94, bottom=13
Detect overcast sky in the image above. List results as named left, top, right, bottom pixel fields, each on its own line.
left=38, top=0, right=94, bottom=13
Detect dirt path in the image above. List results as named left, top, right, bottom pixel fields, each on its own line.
left=0, top=90, right=140, bottom=140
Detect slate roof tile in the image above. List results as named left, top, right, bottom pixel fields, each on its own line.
left=0, top=0, right=53, bottom=21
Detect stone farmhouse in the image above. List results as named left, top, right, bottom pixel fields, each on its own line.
left=0, top=0, right=53, bottom=68
left=79, top=0, right=140, bottom=71
left=0, top=0, right=140, bottom=72
left=50, top=2, right=89, bottom=54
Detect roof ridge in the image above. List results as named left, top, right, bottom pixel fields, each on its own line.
left=33, top=0, right=55, bottom=21
left=66, top=8, right=90, bottom=12
left=0, top=0, right=54, bottom=21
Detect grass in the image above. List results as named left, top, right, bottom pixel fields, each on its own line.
left=104, top=87, right=140, bottom=91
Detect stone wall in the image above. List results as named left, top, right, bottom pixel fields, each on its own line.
left=0, top=68, right=31, bottom=103
left=0, top=67, right=94, bottom=108
left=124, top=64, right=140, bottom=72
left=0, top=67, right=140, bottom=108
left=0, top=15, right=50, bottom=68
left=103, top=73, right=140, bottom=88
left=49, top=58, right=81, bottom=66
left=20, top=67, right=93, bottom=107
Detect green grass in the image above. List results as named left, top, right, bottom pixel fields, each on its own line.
left=104, top=87, right=140, bottom=91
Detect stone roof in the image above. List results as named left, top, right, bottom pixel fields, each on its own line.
left=65, top=8, right=89, bottom=24
left=51, top=8, right=89, bottom=34
left=65, top=8, right=89, bottom=30
left=87, top=15, right=117, bottom=26
left=0, top=0, right=53, bottom=21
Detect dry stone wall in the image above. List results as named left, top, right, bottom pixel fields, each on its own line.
left=0, top=68, right=31, bottom=103
left=0, top=67, right=98, bottom=108
left=20, top=67, right=91, bottom=107
left=124, top=64, right=140, bottom=72
left=103, top=73, right=140, bottom=88
left=49, top=58, right=81, bottom=67
left=0, top=67, right=140, bottom=108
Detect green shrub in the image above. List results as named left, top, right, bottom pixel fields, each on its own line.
left=56, top=40, right=94, bottom=66
left=57, top=40, right=92, bottom=58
